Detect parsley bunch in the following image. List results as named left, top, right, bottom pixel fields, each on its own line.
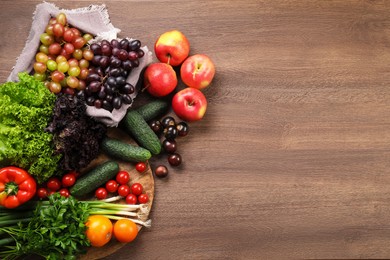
left=0, top=194, right=90, bottom=260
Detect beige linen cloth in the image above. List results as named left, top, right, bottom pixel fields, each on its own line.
left=8, top=2, right=152, bottom=127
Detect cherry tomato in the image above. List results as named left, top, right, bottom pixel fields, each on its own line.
left=61, top=172, right=76, bottom=187
left=125, top=194, right=137, bottom=205
left=135, top=162, right=146, bottom=173
left=116, top=171, right=130, bottom=185
left=131, top=183, right=143, bottom=196
left=95, top=187, right=108, bottom=200
left=37, top=187, right=48, bottom=199
left=113, top=219, right=138, bottom=243
left=86, top=215, right=113, bottom=247
left=105, top=180, right=119, bottom=193
left=47, top=177, right=61, bottom=191
left=137, top=193, right=149, bottom=204
left=59, top=188, right=70, bottom=198
left=117, top=184, right=130, bottom=197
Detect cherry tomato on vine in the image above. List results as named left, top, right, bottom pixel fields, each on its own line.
left=86, top=215, right=113, bottom=247
left=37, top=187, right=48, bottom=199
left=95, top=187, right=108, bottom=200
left=117, top=184, right=130, bottom=197
left=113, top=219, right=138, bottom=243
left=131, top=183, right=143, bottom=196
left=47, top=177, right=61, bottom=191
left=125, top=194, right=137, bottom=205
left=61, top=172, right=76, bottom=187
left=59, top=188, right=70, bottom=198
left=137, top=193, right=149, bottom=204
left=116, top=171, right=130, bottom=185
left=105, top=180, right=119, bottom=193
left=135, top=162, right=146, bottom=173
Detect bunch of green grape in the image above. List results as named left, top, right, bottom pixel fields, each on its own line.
left=33, top=12, right=94, bottom=94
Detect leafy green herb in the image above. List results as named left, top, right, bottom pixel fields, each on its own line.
left=0, top=73, right=61, bottom=183
left=0, top=194, right=90, bottom=259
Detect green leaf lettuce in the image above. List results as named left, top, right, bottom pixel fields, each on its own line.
left=0, top=72, right=60, bottom=183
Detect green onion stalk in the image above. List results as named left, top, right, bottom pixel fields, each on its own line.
left=0, top=199, right=150, bottom=228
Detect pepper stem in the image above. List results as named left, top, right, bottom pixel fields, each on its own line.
left=4, top=182, right=18, bottom=196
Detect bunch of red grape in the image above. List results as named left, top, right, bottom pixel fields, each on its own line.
left=80, top=39, right=145, bottom=112
left=79, top=38, right=144, bottom=111
left=33, top=13, right=94, bottom=94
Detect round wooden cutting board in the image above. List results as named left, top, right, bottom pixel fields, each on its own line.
left=79, top=127, right=155, bottom=260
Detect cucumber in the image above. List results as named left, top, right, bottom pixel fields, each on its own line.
left=101, top=137, right=151, bottom=162
left=70, top=161, right=119, bottom=197
left=136, top=100, right=169, bottom=122
left=122, top=110, right=161, bottom=155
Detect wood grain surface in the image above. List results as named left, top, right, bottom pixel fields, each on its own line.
left=1, top=0, right=390, bottom=259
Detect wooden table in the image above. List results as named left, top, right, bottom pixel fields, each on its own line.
left=1, top=0, right=390, bottom=259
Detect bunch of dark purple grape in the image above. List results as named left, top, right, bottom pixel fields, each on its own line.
left=81, top=38, right=144, bottom=111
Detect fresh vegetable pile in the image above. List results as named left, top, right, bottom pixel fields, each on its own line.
left=0, top=6, right=216, bottom=259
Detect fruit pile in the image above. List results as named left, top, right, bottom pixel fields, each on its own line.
left=144, top=30, right=215, bottom=122
left=82, top=39, right=144, bottom=111
left=31, top=13, right=145, bottom=114
left=33, top=13, right=94, bottom=94
left=95, top=170, right=149, bottom=205
left=36, top=172, right=77, bottom=199
left=141, top=30, right=215, bottom=178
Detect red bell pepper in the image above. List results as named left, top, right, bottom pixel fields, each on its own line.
left=0, top=166, right=37, bottom=208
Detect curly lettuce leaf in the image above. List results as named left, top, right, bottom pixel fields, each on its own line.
left=0, top=72, right=56, bottom=107
left=0, top=73, right=60, bottom=183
